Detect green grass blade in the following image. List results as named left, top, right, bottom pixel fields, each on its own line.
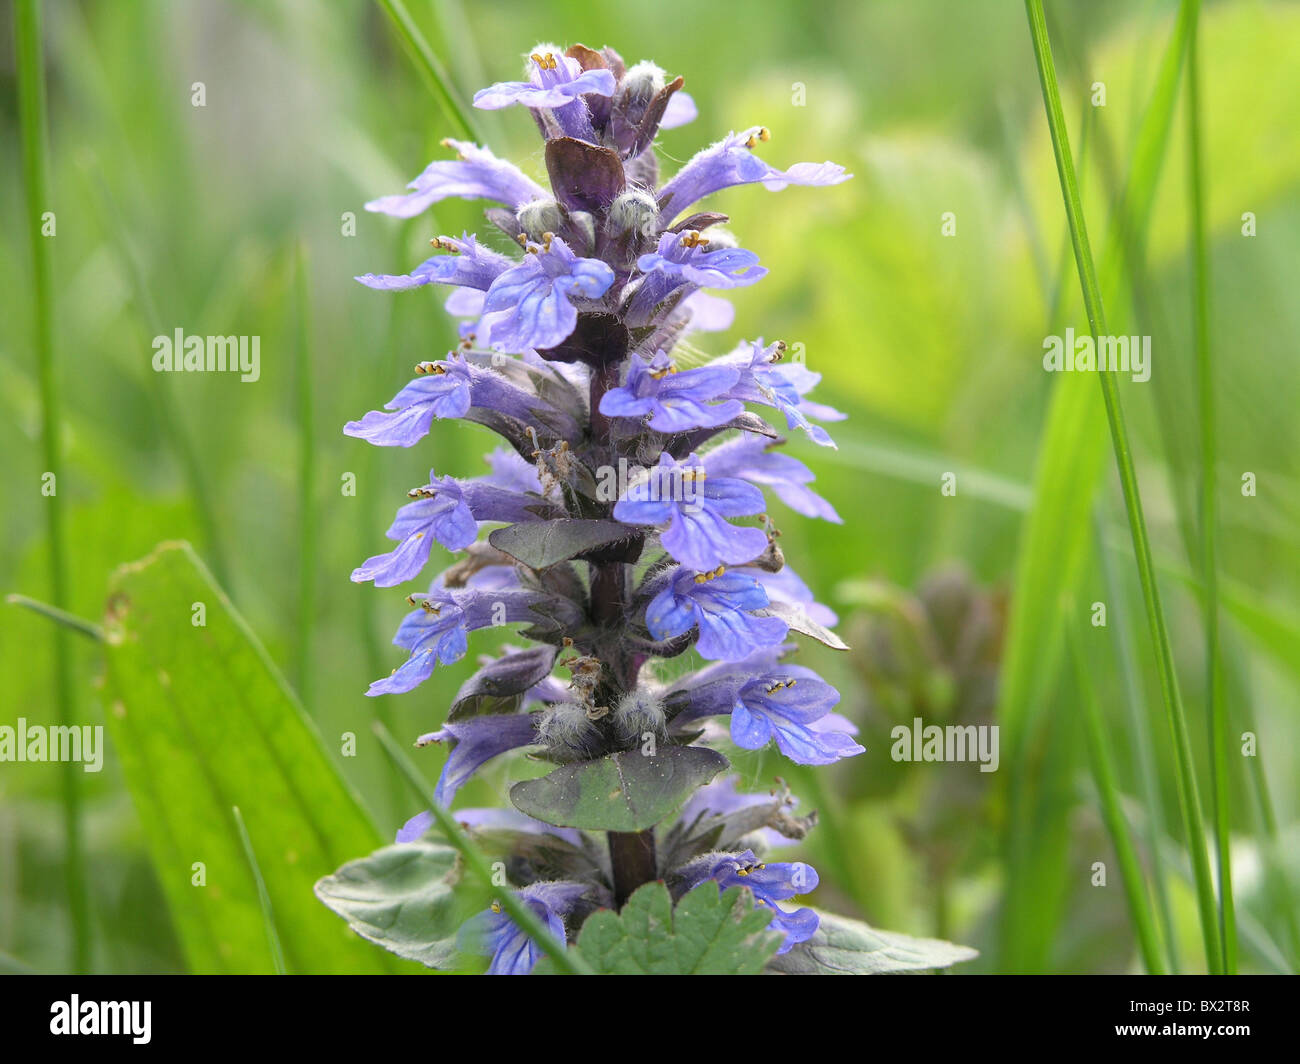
left=14, top=0, right=91, bottom=974
left=1069, top=615, right=1166, bottom=973
left=1024, top=0, right=1223, bottom=974
left=294, top=244, right=317, bottom=708
left=6, top=594, right=105, bottom=642
left=1094, top=518, right=1181, bottom=972
left=1185, top=1, right=1235, bottom=974
left=997, top=100, right=1101, bottom=973
left=375, top=0, right=481, bottom=142
left=371, top=720, right=593, bottom=975
left=232, top=806, right=287, bottom=975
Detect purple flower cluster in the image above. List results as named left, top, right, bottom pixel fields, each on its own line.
left=347, top=43, right=854, bottom=974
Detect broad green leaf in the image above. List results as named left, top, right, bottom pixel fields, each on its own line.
left=101, top=541, right=392, bottom=974
left=489, top=519, right=638, bottom=570
left=314, top=840, right=461, bottom=969
left=510, top=746, right=728, bottom=832
left=538, top=882, right=780, bottom=975
left=765, top=909, right=978, bottom=975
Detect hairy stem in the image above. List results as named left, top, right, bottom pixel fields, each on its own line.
left=608, top=830, right=658, bottom=908
left=588, top=359, right=657, bottom=904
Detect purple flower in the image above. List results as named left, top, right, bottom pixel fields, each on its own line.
left=352, top=472, right=556, bottom=588
left=677, top=774, right=804, bottom=850
left=703, top=435, right=840, bottom=522
left=367, top=587, right=556, bottom=697
left=645, top=566, right=788, bottom=661
left=614, top=452, right=768, bottom=572
left=366, top=140, right=548, bottom=219
left=675, top=664, right=862, bottom=765
left=638, top=230, right=767, bottom=290
left=414, top=713, right=540, bottom=806
left=482, top=236, right=615, bottom=353
left=739, top=564, right=839, bottom=628
left=355, top=233, right=514, bottom=292
left=598, top=352, right=742, bottom=432
left=623, top=230, right=766, bottom=325
left=660, top=90, right=696, bottom=129
left=333, top=40, right=877, bottom=976
left=679, top=291, right=734, bottom=333
left=459, top=880, right=588, bottom=975
left=474, top=48, right=616, bottom=142
left=658, top=126, right=850, bottom=218
left=719, top=339, right=845, bottom=448
left=678, top=850, right=819, bottom=953
left=343, top=356, right=562, bottom=448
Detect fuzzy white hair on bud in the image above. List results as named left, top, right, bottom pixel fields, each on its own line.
left=516, top=199, right=568, bottom=242
left=609, top=189, right=660, bottom=239
left=536, top=702, right=600, bottom=763
left=620, top=61, right=666, bottom=102
left=611, top=689, right=667, bottom=746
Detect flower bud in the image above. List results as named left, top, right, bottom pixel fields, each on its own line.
left=616, top=61, right=666, bottom=118
left=609, top=189, right=660, bottom=240
left=536, top=702, right=601, bottom=763
left=611, top=688, right=667, bottom=747
left=516, top=198, right=568, bottom=242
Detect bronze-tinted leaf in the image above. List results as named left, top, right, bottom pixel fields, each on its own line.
left=545, top=137, right=626, bottom=213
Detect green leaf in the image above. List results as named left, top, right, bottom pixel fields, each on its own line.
left=537, top=882, right=781, bottom=975
left=101, top=541, right=392, bottom=974
left=510, top=746, right=728, bottom=832
left=314, top=840, right=461, bottom=969
left=766, top=909, right=978, bottom=974
left=489, top=519, right=638, bottom=570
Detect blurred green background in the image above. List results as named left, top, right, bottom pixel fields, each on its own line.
left=1, top=0, right=1296, bottom=974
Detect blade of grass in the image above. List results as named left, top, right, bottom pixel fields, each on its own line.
left=6, top=594, right=106, bottom=642
left=371, top=720, right=593, bottom=975
left=1068, top=613, right=1166, bottom=973
left=1024, top=0, right=1223, bottom=974
left=997, top=97, right=1100, bottom=973
left=375, top=0, right=481, bottom=142
left=1093, top=517, right=1181, bottom=972
left=231, top=805, right=287, bottom=975
left=15, top=0, right=91, bottom=974
left=1185, top=0, right=1235, bottom=974
left=294, top=244, right=317, bottom=708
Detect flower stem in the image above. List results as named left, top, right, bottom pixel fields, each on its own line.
left=15, top=0, right=92, bottom=974
left=1024, top=0, right=1224, bottom=974
left=608, top=830, right=658, bottom=908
